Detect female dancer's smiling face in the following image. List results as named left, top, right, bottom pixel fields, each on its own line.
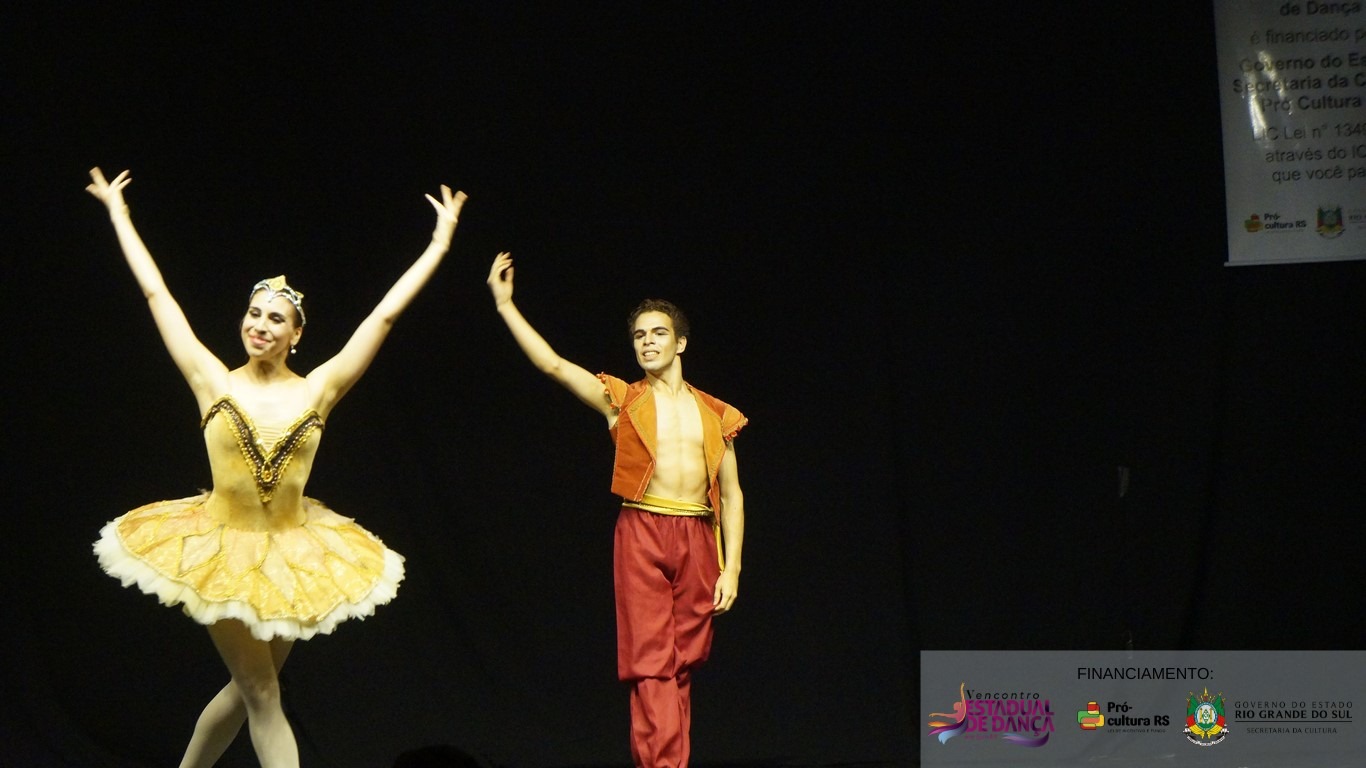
left=241, top=292, right=302, bottom=358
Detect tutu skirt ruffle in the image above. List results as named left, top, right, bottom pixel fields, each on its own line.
left=94, top=493, right=404, bottom=641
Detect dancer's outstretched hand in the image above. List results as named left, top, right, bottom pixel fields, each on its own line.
left=87, top=167, right=132, bottom=213
left=426, top=184, right=468, bottom=245
left=487, top=251, right=515, bottom=308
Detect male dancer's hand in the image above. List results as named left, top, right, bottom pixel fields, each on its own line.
left=714, top=570, right=738, bottom=615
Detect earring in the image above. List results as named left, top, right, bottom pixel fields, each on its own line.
left=290, top=344, right=297, bottom=355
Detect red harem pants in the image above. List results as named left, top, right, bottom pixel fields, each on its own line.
left=614, top=506, right=720, bottom=768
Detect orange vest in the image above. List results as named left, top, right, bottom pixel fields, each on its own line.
left=598, top=374, right=747, bottom=511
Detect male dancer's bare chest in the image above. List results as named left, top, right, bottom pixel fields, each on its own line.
left=646, top=392, right=708, bottom=501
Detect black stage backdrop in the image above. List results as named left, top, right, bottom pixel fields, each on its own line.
left=3, top=4, right=1362, bottom=768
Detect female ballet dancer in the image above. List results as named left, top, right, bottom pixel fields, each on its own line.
left=88, top=167, right=466, bottom=768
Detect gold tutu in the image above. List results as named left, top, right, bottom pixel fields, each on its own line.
left=94, top=493, right=404, bottom=641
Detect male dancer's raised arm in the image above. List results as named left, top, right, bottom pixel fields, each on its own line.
left=486, top=251, right=615, bottom=423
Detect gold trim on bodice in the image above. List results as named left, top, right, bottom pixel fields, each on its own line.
left=202, top=395, right=323, bottom=503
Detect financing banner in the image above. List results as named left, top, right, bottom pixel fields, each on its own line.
left=1214, top=1, right=1366, bottom=265
left=921, top=650, right=1362, bottom=766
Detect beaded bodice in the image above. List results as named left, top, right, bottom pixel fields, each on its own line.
left=202, top=395, right=323, bottom=504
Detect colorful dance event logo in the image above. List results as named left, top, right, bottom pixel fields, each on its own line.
left=928, top=682, right=1054, bottom=747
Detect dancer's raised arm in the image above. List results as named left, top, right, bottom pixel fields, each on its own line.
left=486, top=251, right=614, bottom=421
left=308, top=185, right=467, bottom=416
left=87, top=167, right=227, bottom=406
